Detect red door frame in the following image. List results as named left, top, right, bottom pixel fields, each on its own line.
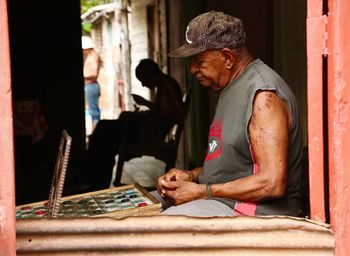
left=308, top=0, right=350, bottom=254
left=327, top=0, right=350, bottom=255
left=307, top=0, right=326, bottom=222
left=0, top=0, right=16, bottom=254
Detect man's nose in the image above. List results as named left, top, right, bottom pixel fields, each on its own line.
left=189, top=60, right=198, bottom=75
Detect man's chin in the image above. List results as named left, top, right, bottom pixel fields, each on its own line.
left=211, top=86, right=222, bottom=91
left=198, top=81, right=211, bottom=88
left=197, top=80, right=221, bottom=91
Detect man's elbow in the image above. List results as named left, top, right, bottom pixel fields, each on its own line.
left=262, top=179, right=286, bottom=198
left=271, top=185, right=286, bottom=198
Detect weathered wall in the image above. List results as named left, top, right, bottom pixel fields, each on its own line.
left=91, top=13, right=122, bottom=121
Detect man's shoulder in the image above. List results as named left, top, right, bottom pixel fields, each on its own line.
left=162, top=75, right=182, bottom=92
left=164, top=74, right=180, bottom=85
left=249, top=59, right=284, bottom=84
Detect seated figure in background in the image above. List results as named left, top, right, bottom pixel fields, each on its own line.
left=81, top=59, right=185, bottom=191
left=132, top=58, right=185, bottom=121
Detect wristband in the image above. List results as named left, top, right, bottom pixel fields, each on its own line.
left=206, top=182, right=213, bottom=198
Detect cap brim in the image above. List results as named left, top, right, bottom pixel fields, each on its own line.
left=168, top=44, right=205, bottom=58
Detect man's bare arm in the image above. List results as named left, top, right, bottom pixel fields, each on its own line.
left=212, top=90, right=289, bottom=201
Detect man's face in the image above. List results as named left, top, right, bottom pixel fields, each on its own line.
left=190, top=50, right=231, bottom=91
left=139, top=73, right=156, bottom=89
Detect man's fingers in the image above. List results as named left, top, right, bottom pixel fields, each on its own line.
left=164, top=189, right=175, bottom=199
left=156, top=185, right=166, bottom=197
left=156, top=176, right=167, bottom=196
left=161, top=180, right=180, bottom=189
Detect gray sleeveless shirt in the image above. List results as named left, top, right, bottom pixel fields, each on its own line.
left=198, top=59, right=303, bottom=216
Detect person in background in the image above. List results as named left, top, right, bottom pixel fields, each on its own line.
left=82, top=35, right=101, bottom=131
left=154, top=11, right=304, bottom=217
left=82, top=59, right=185, bottom=191
left=132, top=59, right=185, bottom=121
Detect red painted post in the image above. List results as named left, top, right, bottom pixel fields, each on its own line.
left=0, top=0, right=16, bottom=255
left=327, top=0, right=350, bottom=255
left=307, top=0, right=326, bottom=222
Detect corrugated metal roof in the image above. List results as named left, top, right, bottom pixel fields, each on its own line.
left=81, top=3, right=117, bottom=24
left=16, top=215, right=334, bottom=255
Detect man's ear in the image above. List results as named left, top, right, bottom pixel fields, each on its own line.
left=220, top=48, right=236, bottom=69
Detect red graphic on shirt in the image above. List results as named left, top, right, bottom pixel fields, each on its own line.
left=204, top=119, right=223, bottom=162
left=234, top=201, right=257, bottom=216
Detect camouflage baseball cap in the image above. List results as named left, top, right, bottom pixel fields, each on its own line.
left=169, top=11, right=246, bottom=58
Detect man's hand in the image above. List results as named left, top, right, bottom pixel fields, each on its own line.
left=162, top=180, right=206, bottom=205
left=132, top=94, right=148, bottom=106
left=156, top=168, right=194, bottom=197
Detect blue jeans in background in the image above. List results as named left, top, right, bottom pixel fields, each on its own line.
left=84, top=82, right=101, bottom=124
